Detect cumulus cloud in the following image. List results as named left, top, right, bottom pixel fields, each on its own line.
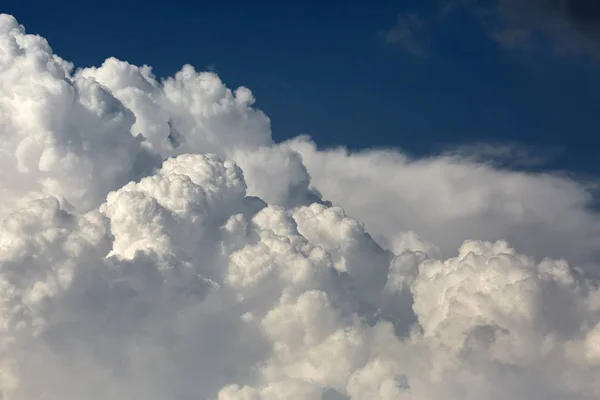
left=0, top=15, right=159, bottom=216
left=76, top=58, right=272, bottom=157
left=2, top=13, right=600, bottom=400
left=286, top=137, right=600, bottom=267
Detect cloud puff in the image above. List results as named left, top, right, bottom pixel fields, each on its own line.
left=231, top=145, right=327, bottom=209
left=2, top=13, right=600, bottom=400
left=76, top=57, right=272, bottom=157
left=0, top=15, right=160, bottom=217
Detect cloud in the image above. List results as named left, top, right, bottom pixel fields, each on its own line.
left=76, top=57, right=273, bottom=158
left=0, top=15, right=160, bottom=217
left=453, top=0, right=600, bottom=57
left=231, top=145, right=328, bottom=209
left=491, top=26, right=534, bottom=49
left=437, top=141, right=563, bottom=168
left=2, top=13, right=600, bottom=400
left=285, top=137, right=600, bottom=267
left=381, top=13, right=429, bottom=56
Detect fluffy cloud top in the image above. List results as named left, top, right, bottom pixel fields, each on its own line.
left=1, top=13, right=600, bottom=400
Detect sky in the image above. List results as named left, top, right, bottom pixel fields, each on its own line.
left=6, top=0, right=600, bottom=175
left=3, top=2, right=600, bottom=400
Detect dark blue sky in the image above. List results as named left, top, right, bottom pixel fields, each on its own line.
left=6, top=0, right=600, bottom=174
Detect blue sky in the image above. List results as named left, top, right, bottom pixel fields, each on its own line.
left=7, top=0, right=600, bottom=174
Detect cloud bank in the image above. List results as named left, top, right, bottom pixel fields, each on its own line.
left=1, top=13, right=600, bottom=399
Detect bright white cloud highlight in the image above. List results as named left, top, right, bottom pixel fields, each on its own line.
left=1, top=13, right=600, bottom=400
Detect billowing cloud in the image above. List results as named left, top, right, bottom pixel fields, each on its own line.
left=76, top=58, right=272, bottom=157
left=1, top=13, right=600, bottom=400
left=285, top=137, right=600, bottom=267
left=0, top=15, right=160, bottom=216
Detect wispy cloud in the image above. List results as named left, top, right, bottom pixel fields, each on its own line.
left=450, top=0, right=600, bottom=58
left=491, top=26, right=533, bottom=49
left=437, top=141, right=563, bottom=169
left=381, top=13, right=429, bottom=56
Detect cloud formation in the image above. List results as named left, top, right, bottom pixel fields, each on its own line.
left=285, top=137, right=600, bottom=267
left=2, top=13, right=600, bottom=400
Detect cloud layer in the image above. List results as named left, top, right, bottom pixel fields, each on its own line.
left=1, top=13, right=600, bottom=399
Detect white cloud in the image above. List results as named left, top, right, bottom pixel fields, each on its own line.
left=285, top=137, right=600, bottom=267
left=1, top=13, right=600, bottom=400
left=0, top=15, right=159, bottom=217
left=231, top=145, right=325, bottom=209
left=76, top=58, right=272, bottom=158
